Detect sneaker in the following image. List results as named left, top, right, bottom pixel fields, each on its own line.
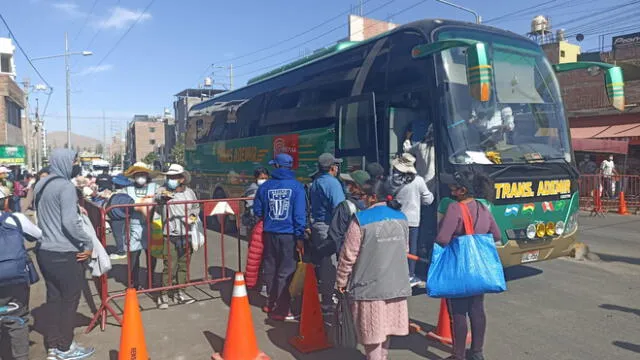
left=262, top=305, right=271, bottom=313
left=109, top=253, right=127, bottom=260
left=175, top=290, right=195, bottom=305
left=157, top=294, right=169, bottom=310
left=268, top=312, right=298, bottom=321
left=467, top=352, right=485, bottom=360
left=53, top=342, right=95, bottom=360
left=409, top=276, right=422, bottom=288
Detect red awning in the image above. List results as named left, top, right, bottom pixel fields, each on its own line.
left=572, top=138, right=629, bottom=154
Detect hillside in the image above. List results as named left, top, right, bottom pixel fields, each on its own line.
left=47, top=131, right=103, bottom=152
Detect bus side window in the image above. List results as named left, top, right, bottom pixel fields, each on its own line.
left=338, top=99, right=372, bottom=151
left=388, top=31, right=430, bottom=92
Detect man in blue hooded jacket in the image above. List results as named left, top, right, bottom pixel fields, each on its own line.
left=254, top=153, right=307, bottom=321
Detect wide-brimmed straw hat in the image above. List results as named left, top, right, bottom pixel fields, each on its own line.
left=391, top=153, right=417, bottom=174
left=124, top=162, right=154, bottom=177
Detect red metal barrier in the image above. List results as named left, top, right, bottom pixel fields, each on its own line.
left=81, top=196, right=250, bottom=332
left=578, top=175, right=640, bottom=214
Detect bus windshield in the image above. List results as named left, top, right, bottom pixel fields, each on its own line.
left=438, top=29, right=572, bottom=165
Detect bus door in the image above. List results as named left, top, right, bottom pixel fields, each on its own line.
left=388, top=106, right=430, bottom=164
left=335, top=93, right=379, bottom=172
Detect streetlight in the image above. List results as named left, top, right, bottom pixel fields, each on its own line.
left=31, top=32, right=92, bottom=149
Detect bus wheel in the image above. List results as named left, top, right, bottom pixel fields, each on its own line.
left=207, top=188, right=238, bottom=234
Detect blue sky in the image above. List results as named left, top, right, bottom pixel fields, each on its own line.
left=1, top=0, right=634, bottom=139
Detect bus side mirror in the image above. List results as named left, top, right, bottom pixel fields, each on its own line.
left=466, top=42, right=491, bottom=102
left=412, top=39, right=491, bottom=103
left=605, top=66, right=625, bottom=111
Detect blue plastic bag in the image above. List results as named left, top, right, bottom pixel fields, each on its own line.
left=427, top=203, right=507, bottom=298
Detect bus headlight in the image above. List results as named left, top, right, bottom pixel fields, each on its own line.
left=566, top=212, right=579, bottom=234
left=536, top=223, right=546, bottom=238
left=526, top=224, right=536, bottom=239
left=546, top=222, right=555, bottom=236
left=555, top=221, right=565, bottom=236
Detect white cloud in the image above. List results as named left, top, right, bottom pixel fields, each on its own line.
left=52, top=2, right=85, bottom=18
left=75, top=64, right=113, bottom=76
left=96, top=7, right=152, bottom=30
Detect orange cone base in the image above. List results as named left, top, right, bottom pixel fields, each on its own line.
left=211, top=351, right=270, bottom=360
left=426, top=331, right=471, bottom=346
left=288, top=335, right=332, bottom=354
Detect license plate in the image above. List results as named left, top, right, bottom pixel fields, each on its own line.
left=521, top=250, right=540, bottom=263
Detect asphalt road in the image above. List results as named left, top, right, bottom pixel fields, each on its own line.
left=23, top=212, right=640, bottom=360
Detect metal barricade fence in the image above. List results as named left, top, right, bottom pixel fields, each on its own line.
left=82, top=196, right=250, bottom=332
left=578, top=174, right=640, bottom=213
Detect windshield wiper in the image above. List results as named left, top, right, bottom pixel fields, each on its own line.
left=543, top=157, right=580, bottom=178
left=490, top=164, right=550, bottom=178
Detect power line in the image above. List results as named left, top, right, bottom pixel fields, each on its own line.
left=194, top=0, right=377, bottom=84
left=72, top=0, right=100, bottom=43
left=89, top=0, right=156, bottom=71
left=233, top=0, right=428, bottom=80
left=233, top=0, right=402, bottom=71
left=0, top=12, right=52, bottom=89
left=484, top=0, right=559, bottom=24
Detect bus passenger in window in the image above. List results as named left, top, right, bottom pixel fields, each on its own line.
left=309, top=153, right=345, bottom=314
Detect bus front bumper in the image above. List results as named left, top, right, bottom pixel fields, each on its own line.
left=497, top=231, right=577, bottom=267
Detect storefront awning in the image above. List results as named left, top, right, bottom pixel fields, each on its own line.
left=571, top=124, right=640, bottom=139
left=572, top=138, right=629, bottom=154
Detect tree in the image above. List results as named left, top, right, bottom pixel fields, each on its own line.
left=142, top=152, right=159, bottom=165
left=170, top=142, right=185, bottom=164
left=95, top=143, right=104, bottom=156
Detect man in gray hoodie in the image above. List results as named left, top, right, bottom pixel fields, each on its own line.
left=34, top=149, right=95, bottom=360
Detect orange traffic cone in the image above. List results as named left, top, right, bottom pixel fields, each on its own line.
left=119, top=289, right=149, bottom=360
left=289, top=263, right=332, bottom=353
left=618, top=192, right=629, bottom=215
left=212, top=273, right=270, bottom=360
left=427, top=298, right=471, bottom=346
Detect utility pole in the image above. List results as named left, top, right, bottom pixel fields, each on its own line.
left=35, top=99, right=41, bottom=171
left=65, top=32, right=72, bottom=148
left=229, top=64, right=234, bottom=90
left=22, top=79, right=32, bottom=170
left=102, top=110, right=107, bottom=159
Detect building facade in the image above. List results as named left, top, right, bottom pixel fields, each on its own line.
left=173, top=88, right=223, bottom=137
left=126, top=115, right=166, bottom=166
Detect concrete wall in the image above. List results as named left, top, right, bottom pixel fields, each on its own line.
left=348, top=15, right=397, bottom=42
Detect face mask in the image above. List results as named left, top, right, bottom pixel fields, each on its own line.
left=257, top=179, right=267, bottom=186
left=609, top=158, right=613, bottom=161
left=71, top=164, right=81, bottom=178
left=391, top=170, right=409, bottom=187
left=136, top=176, right=147, bottom=186
left=167, top=179, right=180, bottom=190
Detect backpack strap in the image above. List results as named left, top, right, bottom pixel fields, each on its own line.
left=0, top=212, right=23, bottom=233
left=34, top=176, right=64, bottom=210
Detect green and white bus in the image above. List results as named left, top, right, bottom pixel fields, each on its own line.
left=185, top=18, right=624, bottom=266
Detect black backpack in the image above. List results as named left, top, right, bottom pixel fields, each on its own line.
left=0, top=213, right=28, bottom=285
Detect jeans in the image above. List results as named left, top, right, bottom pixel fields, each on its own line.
left=447, top=295, right=486, bottom=359
left=161, top=236, right=191, bottom=294
left=262, top=232, right=296, bottom=316
left=110, top=219, right=126, bottom=255
left=0, top=284, right=29, bottom=360
left=408, top=227, right=419, bottom=277
left=130, top=250, right=158, bottom=289
left=36, top=250, right=85, bottom=352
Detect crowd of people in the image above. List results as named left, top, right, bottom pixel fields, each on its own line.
left=244, top=145, right=500, bottom=360
left=0, top=149, right=202, bottom=360
left=0, top=141, right=502, bottom=360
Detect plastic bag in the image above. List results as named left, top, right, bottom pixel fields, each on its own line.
left=190, top=218, right=205, bottom=252
left=149, top=219, right=165, bottom=258
left=427, top=202, right=506, bottom=298
left=288, top=251, right=306, bottom=297
left=333, top=291, right=358, bottom=348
